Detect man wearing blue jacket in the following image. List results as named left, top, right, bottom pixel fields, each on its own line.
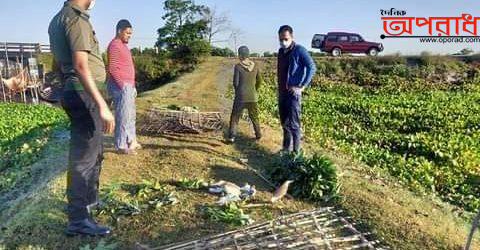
left=277, top=25, right=316, bottom=153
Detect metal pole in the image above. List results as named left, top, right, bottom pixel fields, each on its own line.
left=0, top=70, right=5, bottom=102
left=4, top=42, right=9, bottom=77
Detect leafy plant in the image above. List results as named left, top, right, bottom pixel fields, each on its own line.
left=267, top=152, right=340, bottom=202
left=0, top=103, right=67, bottom=192
left=204, top=203, right=253, bottom=226
left=177, top=177, right=207, bottom=189
left=79, top=239, right=118, bottom=250
left=97, top=180, right=178, bottom=223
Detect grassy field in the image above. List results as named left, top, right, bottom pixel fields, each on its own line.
left=0, top=57, right=478, bottom=249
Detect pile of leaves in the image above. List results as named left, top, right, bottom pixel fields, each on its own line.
left=97, top=180, right=178, bottom=223
left=0, top=103, right=67, bottom=192
left=267, top=152, right=340, bottom=202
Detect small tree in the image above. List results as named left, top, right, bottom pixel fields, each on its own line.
left=263, top=51, right=273, bottom=57
left=203, top=7, right=231, bottom=44
left=156, top=0, right=211, bottom=64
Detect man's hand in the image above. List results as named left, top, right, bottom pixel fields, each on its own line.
left=289, top=86, right=304, bottom=95
left=73, top=51, right=115, bottom=134
left=99, top=105, right=115, bottom=134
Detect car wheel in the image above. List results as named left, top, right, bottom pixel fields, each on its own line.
left=331, top=48, right=342, bottom=57
left=368, top=48, right=379, bottom=56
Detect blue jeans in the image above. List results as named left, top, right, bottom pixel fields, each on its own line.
left=108, top=82, right=137, bottom=151
left=278, top=91, right=302, bottom=152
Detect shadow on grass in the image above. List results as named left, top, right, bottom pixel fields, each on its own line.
left=1, top=196, right=115, bottom=250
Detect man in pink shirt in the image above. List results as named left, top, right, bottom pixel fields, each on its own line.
left=107, top=19, right=141, bottom=154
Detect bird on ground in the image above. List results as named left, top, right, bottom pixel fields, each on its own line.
left=209, top=180, right=242, bottom=197
left=271, top=180, right=294, bottom=203
left=2, top=69, right=27, bottom=92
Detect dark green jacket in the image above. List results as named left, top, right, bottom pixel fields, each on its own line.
left=48, top=1, right=106, bottom=91
left=233, top=63, right=263, bottom=103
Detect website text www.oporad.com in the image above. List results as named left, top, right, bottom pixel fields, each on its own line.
left=419, top=36, right=480, bottom=43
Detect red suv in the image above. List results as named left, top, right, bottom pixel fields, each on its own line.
left=312, top=32, right=384, bottom=57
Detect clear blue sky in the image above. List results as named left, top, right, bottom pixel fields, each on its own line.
left=0, top=0, right=478, bottom=55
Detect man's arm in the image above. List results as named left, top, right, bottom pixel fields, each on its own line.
left=73, top=51, right=114, bottom=134
left=255, top=67, right=263, bottom=90
left=299, top=47, right=316, bottom=88
left=233, top=65, right=240, bottom=89
left=107, top=41, right=124, bottom=86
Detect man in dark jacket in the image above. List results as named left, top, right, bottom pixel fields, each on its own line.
left=277, top=25, right=316, bottom=153
left=228, top=46, right=263, bottom=143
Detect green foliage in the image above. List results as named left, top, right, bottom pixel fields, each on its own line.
left=204, top=203, right=253, bottom=226
left=134, top=54, right=181, bottom=91
left=79, top=240, right=118, bottom=250
left=259, top=57, right=480, bottom=212
left=267, top=152, right=340, bottom=202
left=0, top=103, right=67, bottom=192
left=263, top=51, right=274, bottom=57
left=36, top=53, right=54, bottom=73
left=156, top=0, right=211, bottom=64
left=178, top=177, right=207, bottom=189
left=97, top=180, right=178, bottom=223
left=310, top=56, right=478, bottom=90
left=211, top=47, right=235, bottom=57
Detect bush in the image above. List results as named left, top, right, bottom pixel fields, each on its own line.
left=211, top=47, right=235, bottom=57
left=134, top=54, right=184, bottom=91
left=266, top=152, right=339, bottom=202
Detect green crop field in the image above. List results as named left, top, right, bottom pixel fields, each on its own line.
left=0, top=103, right=68, bottom=192
left=258, top=56, right=480, bottom=212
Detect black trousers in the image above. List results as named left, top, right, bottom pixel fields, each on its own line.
left=278, top=91, right=302, bottom=152
left=61, top=90, right=104, bottom=222
left=229, top=100, right=261, bottom=139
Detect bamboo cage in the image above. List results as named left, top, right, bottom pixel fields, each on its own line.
left=140, top=107, right=223, bottom=134
left=135, top=207, right=387, bottom=250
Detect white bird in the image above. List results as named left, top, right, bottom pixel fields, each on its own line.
left=209, top=180, right=242, bottom=197
left=271, top=180, right=294, bottom=203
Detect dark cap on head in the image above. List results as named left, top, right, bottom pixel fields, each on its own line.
left=278, top=25, right=293, bottom=34
left=116, top=19, right=132, bottom=33
left=238, top=46, right=250, bottom=57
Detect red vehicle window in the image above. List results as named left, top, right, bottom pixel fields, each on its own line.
left=338, top=36, right=348, bottom=42
left=350, top=36, right=360, bottom=42
left=327, top=36, right=337, bottom=42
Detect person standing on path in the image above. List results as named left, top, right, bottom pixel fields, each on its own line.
left=49, top=0, right=114, bottom=236
left=107, top=19, right=141, bottom=155
left=228, top=46, right=263, bottom=143
left=277, top=25, right=316, bottom=153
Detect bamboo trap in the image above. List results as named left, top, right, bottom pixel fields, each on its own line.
left=135, top=207, right=388, bottom=250
left=140, top=108, right=223, bottom=134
